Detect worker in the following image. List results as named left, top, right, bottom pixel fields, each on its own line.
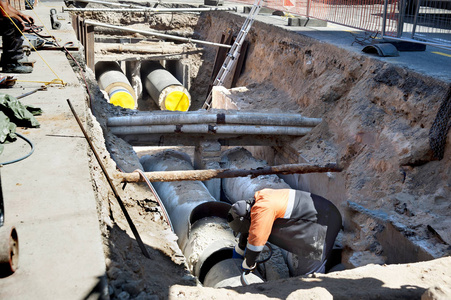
left=227, top=188, right=330, bottom=276
left=0, top=0, right=34, bottom=73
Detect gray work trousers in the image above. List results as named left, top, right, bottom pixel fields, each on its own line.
left=0, top=17, right=24, bottom=66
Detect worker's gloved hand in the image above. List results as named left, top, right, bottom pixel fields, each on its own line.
left=241, top=259, right=256, bottom=274
left=233, top=244, right=245, bottom=259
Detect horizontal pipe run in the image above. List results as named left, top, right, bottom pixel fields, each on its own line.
left=64, top=6, right=238, bottom=13
left=107, top=113, right=321, bottom=127
left=69, top=0, right=152, bottom=8
left=109, top=124, right=312, bottom=136
left=84, top=20, right=232, bottom=48
left=118, top=163, right=342, bottom=182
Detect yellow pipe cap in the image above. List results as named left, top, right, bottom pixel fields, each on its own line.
left=165, top=91, right=190, bottom=111
left=110, top=91, right=135, bottom=109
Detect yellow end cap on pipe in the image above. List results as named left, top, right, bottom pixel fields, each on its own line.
left=110, top=91, right=135, bottom=109
left=165, top=91, right=190, bottom=111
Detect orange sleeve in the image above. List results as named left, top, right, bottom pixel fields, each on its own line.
left=247, top=189, right=290, bottom=249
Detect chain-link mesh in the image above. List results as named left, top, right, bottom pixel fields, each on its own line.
left=429, top=85, right=451, bottom=160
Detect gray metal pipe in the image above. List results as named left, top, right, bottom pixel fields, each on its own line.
left=109, top=124, right=312, bottom=136
left=95, top=61, right=137, bottom=109
left=221, top=147, right=291, bottom=203
left=67, top=0, right=153, bottom=8
left=140, top=150, right=237, bottom=284
left=141, top=61, right=191, bottom=111
left=84, top=20, right=232, bottom=48
left=107, top=111, right=322, bottom=127
left=64, top=6, right=238, bottom=13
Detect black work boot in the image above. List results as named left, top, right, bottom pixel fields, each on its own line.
left=2, top=63, right=33, bottom=74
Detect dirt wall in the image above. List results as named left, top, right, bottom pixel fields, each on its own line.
left=193, top=11, right=451, bottom=265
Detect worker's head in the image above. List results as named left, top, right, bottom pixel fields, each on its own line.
left=227, top=200, right=252, bottom=234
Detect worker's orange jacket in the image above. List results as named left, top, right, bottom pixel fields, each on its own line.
left=243, top=188, right=327, bottom=270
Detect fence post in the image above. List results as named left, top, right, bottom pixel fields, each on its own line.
left=411, top=0, right=421, bottom=38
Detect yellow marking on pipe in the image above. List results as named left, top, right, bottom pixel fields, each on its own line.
left=165, top=91, right=190, bottom=111
left=110, top=91, right=135, bottom=109
left=432, top=51, right=451, bottom=58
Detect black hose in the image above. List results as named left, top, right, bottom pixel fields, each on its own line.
left=255, top=242, right=273, bottom=264
left=0, top=133, right=35, bottom=166
left=240, top=242, right=274, bottom=286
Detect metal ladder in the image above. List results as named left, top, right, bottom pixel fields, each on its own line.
left=202, top=0, right=263, bottom=110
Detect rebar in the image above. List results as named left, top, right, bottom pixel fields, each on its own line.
left=118, top=163, right=342, bottom=182
left=67, top=99, right=151, bottom=259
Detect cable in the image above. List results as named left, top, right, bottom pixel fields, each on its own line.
left=59, top=42, right=94, bottom=109
left=0, top=5, right=65, bottom=86
left=67, top=99, right=151, bottom=259
left=255, top=242, right=273, bottom=264
left=134, top=169, right=174, bottom=232
left=240, top=242, right=273, bottom=286
left=0, top=133, right=35, bottom=166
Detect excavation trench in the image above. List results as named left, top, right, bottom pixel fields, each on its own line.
left=79, top=3, right=451, bottom=298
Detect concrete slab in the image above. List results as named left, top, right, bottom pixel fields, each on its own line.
left=0, top=1, right=106, bottom=299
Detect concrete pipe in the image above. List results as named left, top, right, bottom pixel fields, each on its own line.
left=220, top=147, right=291, bottom=203
left=95, top=61, right=137, bottom=109
left=140, top=150, right=238, bottom=284
left=203, top=258, right=264, bottom=288
left=141, top=61, right=191, bottom=111
left=0, top=226, right=19, bottom=276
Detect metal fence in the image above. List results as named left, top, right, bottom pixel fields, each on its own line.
left=387, top=0, right=451, bottom=48
left=232, top=0, right=451, bottom=49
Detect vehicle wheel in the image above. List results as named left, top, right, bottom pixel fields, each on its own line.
left=0, top=226, right=19, bottom=277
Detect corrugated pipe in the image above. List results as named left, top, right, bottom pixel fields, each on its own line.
left=107, top=111, right=322, bottom=127
left=141, top=61, right=191, bottom=111
left=95, top=61, right=137, bottom=109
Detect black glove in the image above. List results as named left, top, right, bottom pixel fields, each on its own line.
left=241, top=259, right=256, bottom=274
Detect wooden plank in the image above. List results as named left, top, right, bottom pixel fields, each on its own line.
left=72, top=14, right=77, bottom=32
left=79, top=17, right=85, bottom=45
left=206, top=30, right=234, bottom=97
left=232, top=40, right=249, bottom=87
left=86, top=25, right=95, bottom=70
